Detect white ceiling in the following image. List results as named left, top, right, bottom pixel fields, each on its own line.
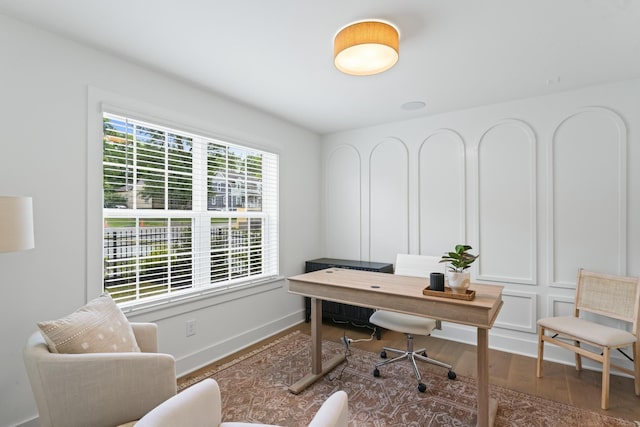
left=1, top=0, right=639, bottom=135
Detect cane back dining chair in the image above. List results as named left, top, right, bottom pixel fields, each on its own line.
left=536, top=268, right=640, bottom=409
left=369, top=254, right=456, bottom=392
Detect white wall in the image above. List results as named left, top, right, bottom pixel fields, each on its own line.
left=0, top=14, right=319, bottom=427
left=321, top=78, right=640, bottom=368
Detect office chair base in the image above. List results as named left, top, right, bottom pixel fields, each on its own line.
left=373, top=341, right=456, bottom=392
left=372, top=367, right=431, bottom=393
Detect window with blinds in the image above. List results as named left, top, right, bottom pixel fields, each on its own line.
left=102, top=112, right=279, bottom=305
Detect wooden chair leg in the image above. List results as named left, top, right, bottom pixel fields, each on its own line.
left=574, top=340, right=582, bottom=371
left=536, top=326, right=544, bottom=378
left=601, top=347, right=610, bottom=410
left=634, top=341, right=640, bottom=396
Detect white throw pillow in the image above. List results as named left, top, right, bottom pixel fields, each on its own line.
left=38, top=293, right=140, bottom=354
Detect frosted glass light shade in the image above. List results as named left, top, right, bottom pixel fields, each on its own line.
left=0, top=196, right=34, bottom=253
left=334, top=20, right=399, bottom=76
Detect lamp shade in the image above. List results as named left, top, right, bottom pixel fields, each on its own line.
left=0, top=196, right=34, bottom=253
left=334, top=20, right=399, bottom=76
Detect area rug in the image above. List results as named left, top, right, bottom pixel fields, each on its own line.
left=178, top=331, right=636, bottom=426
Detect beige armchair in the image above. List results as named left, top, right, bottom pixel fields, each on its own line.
left=24, top=322, right=177, bottom=427
left=129, top=378, right=348, bottom=427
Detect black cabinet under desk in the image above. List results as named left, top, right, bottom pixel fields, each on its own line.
left=304, top=258, right=394, bottom=339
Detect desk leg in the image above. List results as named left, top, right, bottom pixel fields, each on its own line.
left=288, top=298, right=346, bottom=394
left=477, top=328, right=498, bottom=427
left=310, top=297, right=322, bottom=374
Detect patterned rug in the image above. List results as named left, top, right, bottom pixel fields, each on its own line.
left=178, top=331, right=636, bottom=427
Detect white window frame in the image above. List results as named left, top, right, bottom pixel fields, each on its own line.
left=87, top=87, right=281, bottom=314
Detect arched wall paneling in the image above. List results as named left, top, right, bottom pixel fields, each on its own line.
left=476, top=119, right=537, bottom=284
left=418, top=129, right=466, bottom=256
left=549, top=107, right=627, bottom=288
left=325, top=144, right=362, bottom=260
left=369, top=138, right=409, bottom=263
left=493, top=289, right=537, bottom=333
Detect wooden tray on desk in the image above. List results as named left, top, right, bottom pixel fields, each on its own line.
left=423, top=286, right=476, bottom=301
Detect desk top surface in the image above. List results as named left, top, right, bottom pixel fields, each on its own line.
left=288, top=268, right=504, bottom=328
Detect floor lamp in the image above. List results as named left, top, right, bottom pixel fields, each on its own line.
left=0, top=196, right=34, bottom=253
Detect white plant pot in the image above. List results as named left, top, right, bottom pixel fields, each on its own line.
left=447, top=271, right=470, bottom=294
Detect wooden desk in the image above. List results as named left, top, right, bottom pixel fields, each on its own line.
left=287, top=268, right=504, bottom=427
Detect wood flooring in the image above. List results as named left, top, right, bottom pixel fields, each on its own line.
left=181, top=320, right=640, bottom=422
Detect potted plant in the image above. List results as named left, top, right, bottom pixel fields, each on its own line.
left=440, top=244, right=479, bottom=293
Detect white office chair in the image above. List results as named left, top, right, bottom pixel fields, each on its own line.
left=369, top=254, right=456, bottom=392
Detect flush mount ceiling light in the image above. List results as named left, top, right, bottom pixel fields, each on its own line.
left=334, top=20, right=399, bottom=76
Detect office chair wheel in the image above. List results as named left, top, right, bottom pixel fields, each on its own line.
left=448, top=370, right=457, bottom=380
left=373, top=368, right=380, bottom=377
left=421, top=351, right=427, bottom=357
left=418, top=382, right=427, bottom=393
left=380, top=351, right=387, bottom=358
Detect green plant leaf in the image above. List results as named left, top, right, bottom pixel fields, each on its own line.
left=440, top=244, right=478, bottom=272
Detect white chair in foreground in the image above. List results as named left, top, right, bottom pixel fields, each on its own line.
left=369, top=254, right=456, bottom=392
left=130, top=378, right=348, bottom=427
left=537, top=268, right=640, bottom=409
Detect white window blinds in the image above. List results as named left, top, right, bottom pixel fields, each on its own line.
left=102, top=112, right=279, bottom=305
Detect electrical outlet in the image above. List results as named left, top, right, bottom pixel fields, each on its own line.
left=186, top=319, right=196, bottom=337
